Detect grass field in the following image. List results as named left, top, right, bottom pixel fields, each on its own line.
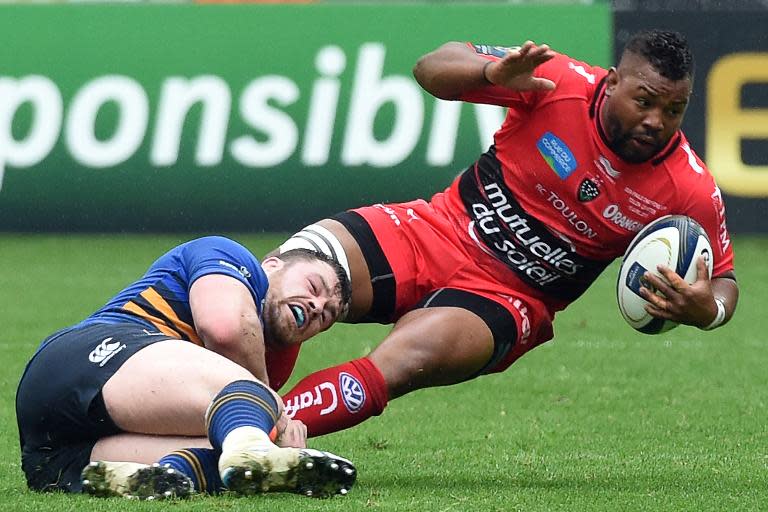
left=0, top=233, right=766, bottom=511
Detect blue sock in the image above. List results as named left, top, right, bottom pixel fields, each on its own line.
left=205, top=379, right=279, bottom=451
left=158, top=448, right=223, bottom=495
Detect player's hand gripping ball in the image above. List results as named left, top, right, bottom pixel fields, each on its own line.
left=617, top=215, right=713, bottom=334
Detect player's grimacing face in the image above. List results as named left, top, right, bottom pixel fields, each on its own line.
left=601, top=53, right=691, bottom=164
left=261, top=258, right=343, bottom=347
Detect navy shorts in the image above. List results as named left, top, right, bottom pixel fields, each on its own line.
left=15, top=322, right=174, bottom=492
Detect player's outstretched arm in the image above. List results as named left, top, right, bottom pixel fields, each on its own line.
left=641, top=257, right=739, bottom=330
left=189, top=274, right=269, bottom=383
left=412, top=40, right=555, bottom=101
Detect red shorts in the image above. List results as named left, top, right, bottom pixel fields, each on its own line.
left=335, top=197, right=556, bottom=374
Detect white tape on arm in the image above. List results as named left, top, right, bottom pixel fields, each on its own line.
left=701, top=297, right=726, bottom=331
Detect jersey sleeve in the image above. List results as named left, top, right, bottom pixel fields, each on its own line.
left=458, top=44, right=588, bottom=108
left=181, top=236, right=270, bottom=313
left=674, top=149, right=735, bottom=278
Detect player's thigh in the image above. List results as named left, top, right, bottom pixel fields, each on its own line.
left=91, top=433, right=211, bottom=464
left=276, top=217, right=375, bottom=320
left=102, top=340, right=255, bottom=436
left=368, top=306, right=494, bottom=399
left=315, top=217, right=375, bottom=319
left=17, top=323, right=176, bottom=491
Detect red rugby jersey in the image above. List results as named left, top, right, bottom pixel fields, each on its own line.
left=437, top=45, right=734, bottom=307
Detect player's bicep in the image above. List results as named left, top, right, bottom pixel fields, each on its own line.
left=189, top=274, right=262, bottom=348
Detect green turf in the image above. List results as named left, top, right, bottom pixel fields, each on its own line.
left=0, top=233, right=765, bottom=511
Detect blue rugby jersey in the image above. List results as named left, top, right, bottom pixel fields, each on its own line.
left=82, top=236, right=269, bottom=345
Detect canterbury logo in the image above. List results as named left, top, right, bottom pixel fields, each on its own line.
left=339, top=372, right=365, bottom=413
left=88, top=337, right=126, bottom=367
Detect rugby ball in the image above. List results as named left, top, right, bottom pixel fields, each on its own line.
left=617, top=215, right=713, bottom=334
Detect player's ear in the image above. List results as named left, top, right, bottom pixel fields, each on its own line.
left=605, top=67, right=618, bottom=95
left=261, top=256, right=285, bottom=274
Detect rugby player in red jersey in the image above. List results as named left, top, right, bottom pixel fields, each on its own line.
left=276, top=30, right=739, bottom=438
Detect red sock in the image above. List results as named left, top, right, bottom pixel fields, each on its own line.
left=281, top=358, right=389, bottom=437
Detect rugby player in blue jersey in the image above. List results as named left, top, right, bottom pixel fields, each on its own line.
left=15, top=236, right=355, bottom=499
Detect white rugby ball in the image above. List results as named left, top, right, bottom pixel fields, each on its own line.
left=617, top=215, right=713, bottom=334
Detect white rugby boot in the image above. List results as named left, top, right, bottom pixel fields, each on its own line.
left=81, top=461, right=194, bottom=500
left=219, top=441, right=356, bottom=498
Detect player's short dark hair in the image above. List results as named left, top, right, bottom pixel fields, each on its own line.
left=278, top=248, right=352, bottom=311
left=622, top=30, right=694, bottom=81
